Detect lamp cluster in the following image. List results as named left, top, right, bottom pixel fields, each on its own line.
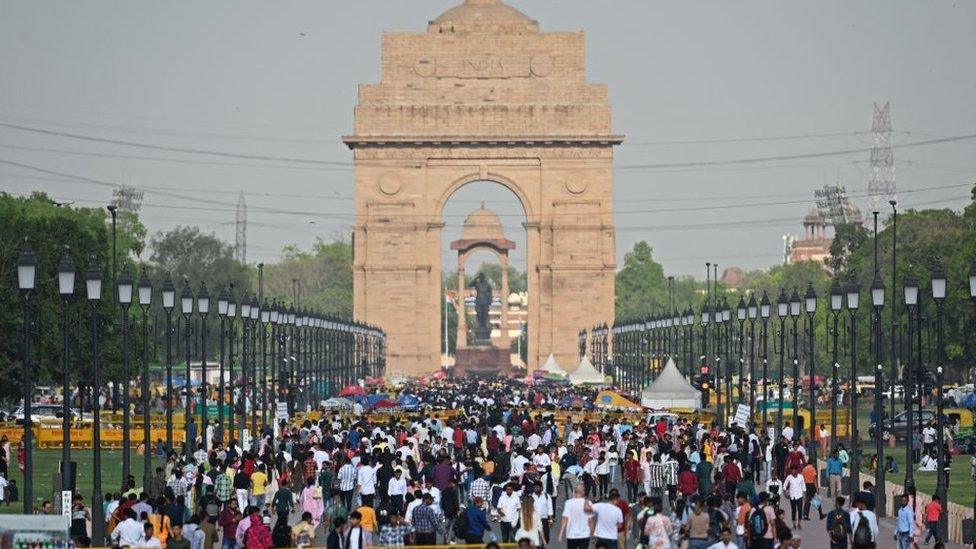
left=14, top=238, right=386, bottom=539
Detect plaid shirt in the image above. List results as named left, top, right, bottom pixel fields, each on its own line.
left=410, top=504, right=442, bottom=534
left=214, top=473, right=233, bottom=502
left=469, top=478, right=491, bottom=503
left=167, top=475, right=188, bottom=497
left=304, top=458, right=318, bottom=481
left=379, top=523, right=414, bottom=546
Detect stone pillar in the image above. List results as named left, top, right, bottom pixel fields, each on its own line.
left=500, top=254, right=511, bottom=350
left=456, top=265, right=467, bottom=348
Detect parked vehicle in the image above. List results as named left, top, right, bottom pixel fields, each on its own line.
left=870, top=409, right=945, bottom=439
left=10, top=404, right=80, bottom=425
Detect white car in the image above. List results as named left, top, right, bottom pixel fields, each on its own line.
left=10, top=404, right=80, bottom=424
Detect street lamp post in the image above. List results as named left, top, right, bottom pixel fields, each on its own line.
left=196, top=283, right=210, bottom=449
left=736, top=297, right=746, bottom=408
left=57, top=249, right=76, bottom=499
left=217, top=287, right=229, bottom=444
left=269, top=301, right=280, bottom=423
left=968, top=258, right=976, bottom=526
left=776, top=289, right=788, bottom=441
left=714, top=306, right=724, bottom=425
left=805, top=283, right=818, bottom=460
left=747, top=295, right=758, bottom=433
left=700, top=306, right=710, bottom=410
left=788, top=288, right=802, bottom=437
left=249, top=297, right=260, bottom=438
left=759, top=292, right=771, bottom=434
left=259, top=301, right=270, bottom=431
left=180, top=280, right=194, bottom=455
left=903, top=273, right=919, bottom=490
left=870, top=272, right=886, bottom=516
left=846, top=279, right=861, bottom=487
left=137, top=270, right=153, bottom=487
left=226, top=293, right=237, bottom=444
left=17, top=240, right=37, bottom=514
left=161, top=276, right=176, bottom=453
left=239, top=294, right=251, bottom=445
left=930, top=263, right=947, bottom=538
left=117, top=268, right=134, bottom=480
left=85, top=259, right=105, bottom=542
left=829, top=279, right=843, bottom=454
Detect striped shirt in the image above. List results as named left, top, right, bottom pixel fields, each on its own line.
left=338, top=464, right=357, bottom=491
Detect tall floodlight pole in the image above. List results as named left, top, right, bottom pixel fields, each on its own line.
left=180, top=280, right=194, bottom=455
left=137, top=270, right=153, bottom=487
left=260, top=301, right=271, bottom=432
left=85, top=259, right=105, bottom=542
left=57, top=249, right=76, bottom=499
left=161, top=276, right=176, bottom=453
left=889, top=201, right=899, bottom=425
left=117, top=268, right=134, bottom=479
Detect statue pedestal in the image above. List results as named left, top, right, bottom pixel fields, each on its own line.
left=469, top=326, right=492, bottom=346
left=453, top=345, right=516, bottom=377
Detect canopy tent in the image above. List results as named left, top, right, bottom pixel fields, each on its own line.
left=569, top=356, right=606, bottom=386
left=322, top=397, right=354, bottom=409
left=594, top=390, right=641, bottom=411
left=640, top=358, right=702, bottom=409
left=339, top=385, right=365, bottom=397
left=536, top=354, right=567, bottom=377
left=397, top=394, right=420, bottom=410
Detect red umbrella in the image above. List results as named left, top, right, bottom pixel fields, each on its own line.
left=339, top=385, right=365, bottom=397
left=373, top=399, right=397, bottom=409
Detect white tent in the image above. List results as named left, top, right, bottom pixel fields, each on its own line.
left=537, top=354, right=567, bottom=377
left=569, top=356, right=606, bottom=386
left=640, top=358, right=701, bottom=409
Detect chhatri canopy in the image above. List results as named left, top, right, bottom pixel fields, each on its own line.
left=640, top=358, right=702, bottom=409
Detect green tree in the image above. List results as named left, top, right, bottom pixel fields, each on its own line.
left=0, top=192, right=147, bottom=398
left=615, top=241, right=667, bottom=319
left=149, top=226, right=251, bottom=297
left=262, top=238, right=353, bottom=318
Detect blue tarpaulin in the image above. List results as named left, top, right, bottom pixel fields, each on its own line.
left=398, top=394, right=420, bottom=410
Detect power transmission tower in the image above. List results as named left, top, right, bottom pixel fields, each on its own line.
left=235, top=190, right=247, bottom=263
left=868, top=102, right=896, bottom=210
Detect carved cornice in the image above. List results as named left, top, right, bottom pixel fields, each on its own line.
left=342, top=134, right=624, bottom=149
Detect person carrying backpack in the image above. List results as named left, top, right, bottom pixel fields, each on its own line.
left=850, top=493, right=878, bottom=549
left=825, top=496, right=851, bottom=549
left=746, top=492, right=776, bottom=549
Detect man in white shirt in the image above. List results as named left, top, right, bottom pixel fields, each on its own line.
left=357, top=459, right=378, bottom=507
left=496, top=483, right=522, bottom=543
left=706, top=527, right=739, bottom=549
left=512, top=452, right=530, bottom=479
left=558, top=485, right=593, bottom=549
left=591, top=496, right=623, bottom=549
left=387, top=468, right=408, bottom=510
left=532, top=481, right=555, bottom=545
left=110, top=508, right=145, bottom=547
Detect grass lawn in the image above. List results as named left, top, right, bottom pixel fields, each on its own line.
left=0, top=449, right=162, bottom=514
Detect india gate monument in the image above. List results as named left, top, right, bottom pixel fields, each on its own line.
left=343, top=0, right=620, bottom=376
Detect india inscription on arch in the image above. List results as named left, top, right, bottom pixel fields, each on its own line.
left=343, top=0, right=621, bottom=376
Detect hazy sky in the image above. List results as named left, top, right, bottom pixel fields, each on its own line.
left=2, top=1, right=974, bottom=278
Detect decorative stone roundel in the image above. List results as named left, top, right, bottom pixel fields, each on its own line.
left=530, top=55, right=553, bottom=77
left=564, top=171, right=587, bottom=195
left=377, top=172, right=402, bottom=196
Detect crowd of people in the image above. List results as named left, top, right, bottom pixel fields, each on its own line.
left=76, top=377, right=950, bottom=549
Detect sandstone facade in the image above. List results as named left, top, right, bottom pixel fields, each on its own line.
left=343, top=0, right=621, bottom=375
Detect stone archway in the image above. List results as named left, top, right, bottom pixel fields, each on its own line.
left=343, top=0, right=621, bottom=376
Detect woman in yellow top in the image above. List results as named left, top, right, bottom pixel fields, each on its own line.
left=148, top=498, right=171, bottom=549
